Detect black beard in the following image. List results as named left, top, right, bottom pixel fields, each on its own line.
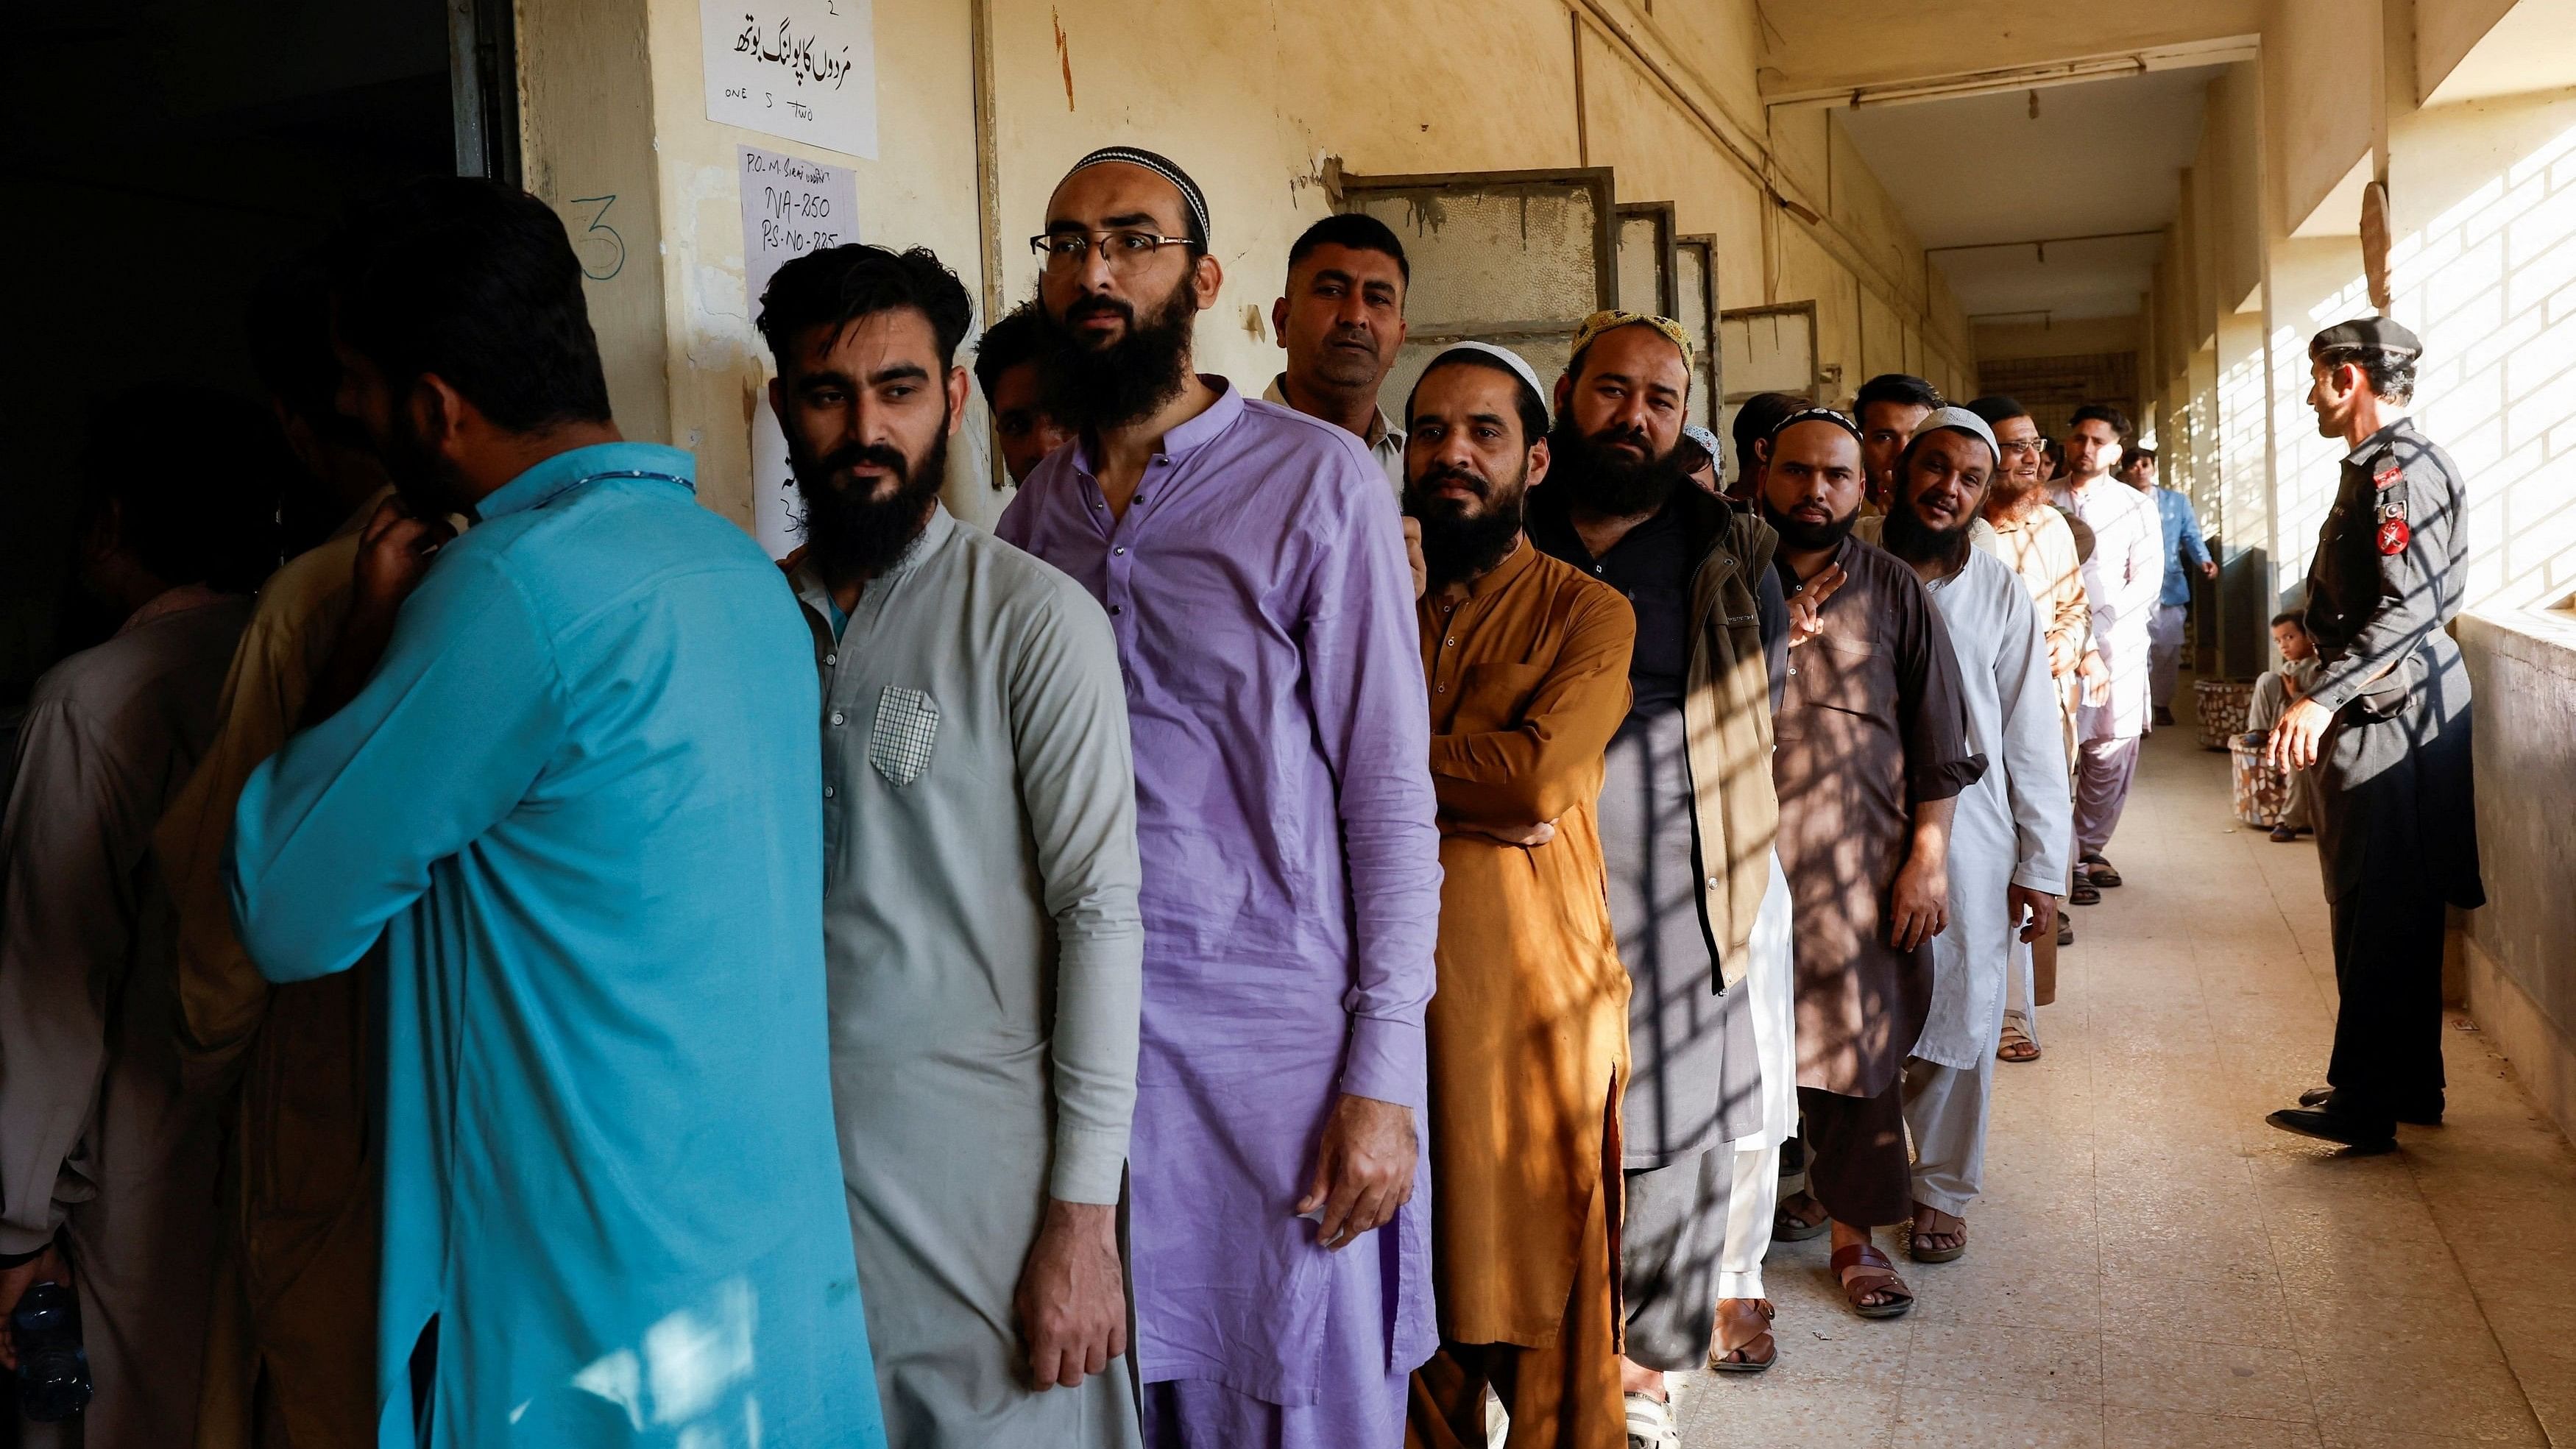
left=1881, top=495, right=1974, bottom=571
left=792, top=421, right=948, bottom=579
left=1548, top=419, right=1688, bottom=518
left=1761, top=496, right=1860, bottom=553
left=1405, top=463, right=1526, bottom=589
left=1038, top=269, right=1198, bottom=431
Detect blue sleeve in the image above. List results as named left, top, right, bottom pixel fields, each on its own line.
left=227, top=548, right=564, bottom=982
left=2179, top=497, right=2211, bottom=567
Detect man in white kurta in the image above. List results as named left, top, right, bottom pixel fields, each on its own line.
left=2050, top=405, right=2160, bottom=891
left=758, top=241, right=1146, bottom=1448
left=1864, top=409, right=2070, bottom=1259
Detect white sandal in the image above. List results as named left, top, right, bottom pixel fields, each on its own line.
left=1624, top=1389, right=1679, bottom=1448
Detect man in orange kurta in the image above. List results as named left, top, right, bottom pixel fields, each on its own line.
left=1398, top=344, right=1637, bottom=1449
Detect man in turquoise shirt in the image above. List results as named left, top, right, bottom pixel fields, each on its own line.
left=227, top=179, right=883, bottom=1449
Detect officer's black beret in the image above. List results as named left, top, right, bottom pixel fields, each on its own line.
left=2308, top=316, right=2422, bottom=359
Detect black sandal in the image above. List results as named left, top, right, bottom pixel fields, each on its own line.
left=2079, top=852, right=2123, bottom=888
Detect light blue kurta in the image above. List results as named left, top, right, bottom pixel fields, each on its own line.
left=229, top=443, right=884, bottom=1449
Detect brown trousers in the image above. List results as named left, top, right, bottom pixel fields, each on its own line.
left=1797, top=1080, right=1912, bottom=1229
left=1406, top=1167, right=1623, bottom=1449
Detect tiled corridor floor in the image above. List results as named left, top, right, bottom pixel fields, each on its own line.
left=1677, top=715, right=2576, bottom=1448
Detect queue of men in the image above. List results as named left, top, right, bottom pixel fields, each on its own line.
left=0, top=152, right=2480, bottom=1449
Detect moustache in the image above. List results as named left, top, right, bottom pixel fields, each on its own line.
left=1418, top=464, right=1490, bottom=498
left=1591, top=425, right=1652, bottom=453
left=818, top=442, right=913, bottom=485
left=1064, top=295, right=1135, bottom=326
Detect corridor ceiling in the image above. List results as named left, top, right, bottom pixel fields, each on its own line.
left=1832, top=65, right=2223, bottom=323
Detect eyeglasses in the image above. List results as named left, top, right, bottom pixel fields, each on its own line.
left=1998, top=439, right=2048, bottom=456
left=1030, top=229, right=1195, bottom=272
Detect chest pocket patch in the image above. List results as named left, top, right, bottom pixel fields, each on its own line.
left=868, top=686, right=941, bottom=787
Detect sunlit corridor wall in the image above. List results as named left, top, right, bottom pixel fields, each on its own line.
left=2390, top=87, right=2576, bottom=612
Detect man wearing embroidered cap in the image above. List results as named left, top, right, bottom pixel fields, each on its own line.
left=2263, top=316, right=2483, bottom=1152
left=1525, top=311, right=1801, bottom=1425
left=1398, top=341, right=1636, bottom=1448
left=999, top=147, right=1441, bottom=1448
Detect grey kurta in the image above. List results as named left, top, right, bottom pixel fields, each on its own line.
left=0, top=592, right=247, bottom=1448
left=793, top=506, right=1145, bottom=1449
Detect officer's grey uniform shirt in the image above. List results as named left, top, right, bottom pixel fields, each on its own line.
left=2300, top=415, right=2483, bottom=907
left=792, top=505, right=1146, bottom=1446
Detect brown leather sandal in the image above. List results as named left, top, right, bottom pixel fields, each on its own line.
left=1708, top=1298, right=1777, bottom=1374
left=1829, top=1242, right=1915, bottom=1319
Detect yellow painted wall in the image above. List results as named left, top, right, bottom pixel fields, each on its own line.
left=518, top=0, right=1975, bottom=544
left=1757, top=0, right=2262, bottom=95
left=2262, top=0, right=2377, bottom=242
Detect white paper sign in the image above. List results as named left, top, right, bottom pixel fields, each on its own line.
left=740, top=146, right=860, bottom=557
left=702, top=2, right=877, bottom=160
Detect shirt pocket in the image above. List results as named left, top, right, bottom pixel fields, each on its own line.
left=1796, top=632, right=1894, bottom=721
left=868, top=685, right=941, bottom=787
left=1452, top=662, right=1549, bottom=734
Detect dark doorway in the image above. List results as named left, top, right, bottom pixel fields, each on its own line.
left=0, top=0, right=515, bottom=711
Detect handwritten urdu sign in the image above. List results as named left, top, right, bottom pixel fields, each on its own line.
left=701, top=2, right=877, bottom=159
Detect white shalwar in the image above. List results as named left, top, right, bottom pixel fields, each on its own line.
left=2053, top=478, right=2162, bottom=743
left=1717, top=851, right=1796, bottom=1300
left=1903, top=547, right=2070, bottom=1215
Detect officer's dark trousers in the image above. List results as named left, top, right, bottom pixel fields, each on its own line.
left=2324, top=875, right=2449, bottom=1124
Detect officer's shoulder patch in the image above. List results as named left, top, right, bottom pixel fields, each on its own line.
left=2377, top=516, right=2411, bottom=555
left=2373, top=458, right=2404, bottom=490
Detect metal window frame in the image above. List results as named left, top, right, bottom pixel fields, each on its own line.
left=1330, top=165, right=1621, bottom=322
left=1614, top=199, right=1680, bottom=320
left=1677, top=230, right=1719, bottom=420
left=449, top=0, right=522, bottom=184
left=1717, top=300, right=1822, bottom=404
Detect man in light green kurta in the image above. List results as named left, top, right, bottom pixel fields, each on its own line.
left=759, top=243, right=1145, bottom=1447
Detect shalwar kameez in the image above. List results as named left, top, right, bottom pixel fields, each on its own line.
left=793, top=506, right=1144, bottom=1448
left=2050, top=477, right=2160, bottom=860
left=1, top=589, right=246, bottom=1449
left=230, top=444, right=885, bottom=1448
left=999, top=386, right=1443, bottom=1449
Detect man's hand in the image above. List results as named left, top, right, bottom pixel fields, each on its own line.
left=2268, top=696, right=2335, bottom=772
left=352, top=496, right=456, bottom=623
left=1889, top=852, right=1950, bottom=952
left=1402, top=517, right=1426, bottom=601
left=2046, top=631, right=2078, bottom=678
left=1457, top=819, right=1556, bottom=849
left=1013, top=1200, right=1126, bottom=1390
left=305, top=498, right=458, bottom=728
left=1786, top=564, right=1847, bottom=649
left=2077, top=650, right=2111, bottom=708
left=2200, top=559, right=2220, bottom=580
left=1297, top=1094, right=1417, bottom=1250
left=2009, top=883, right=2060, bottom=944
left=0, top=1244, right=68, bottom=1372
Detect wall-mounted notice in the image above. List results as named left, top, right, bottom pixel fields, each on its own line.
left=702, top=1, right=877, bottom=160
left=740, top=146, right=859, bottom=556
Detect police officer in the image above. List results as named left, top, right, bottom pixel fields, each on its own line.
left=2263, top=316, right=2485, bottom=1152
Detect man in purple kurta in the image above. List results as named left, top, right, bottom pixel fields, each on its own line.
left=997, top=147, right=1442, bottom=1448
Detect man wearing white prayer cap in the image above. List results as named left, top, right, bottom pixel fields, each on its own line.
left=1855, top=406, right=2068, bottom=1264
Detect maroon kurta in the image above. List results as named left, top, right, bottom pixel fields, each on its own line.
left=1771, top=536, right=1984, bottom=1098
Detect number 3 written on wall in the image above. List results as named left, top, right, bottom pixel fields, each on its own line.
left=569, top=195, right=626, bottom=281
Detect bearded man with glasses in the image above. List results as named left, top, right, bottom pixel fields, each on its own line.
left=999, top=148, right=1442, bottom=1449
